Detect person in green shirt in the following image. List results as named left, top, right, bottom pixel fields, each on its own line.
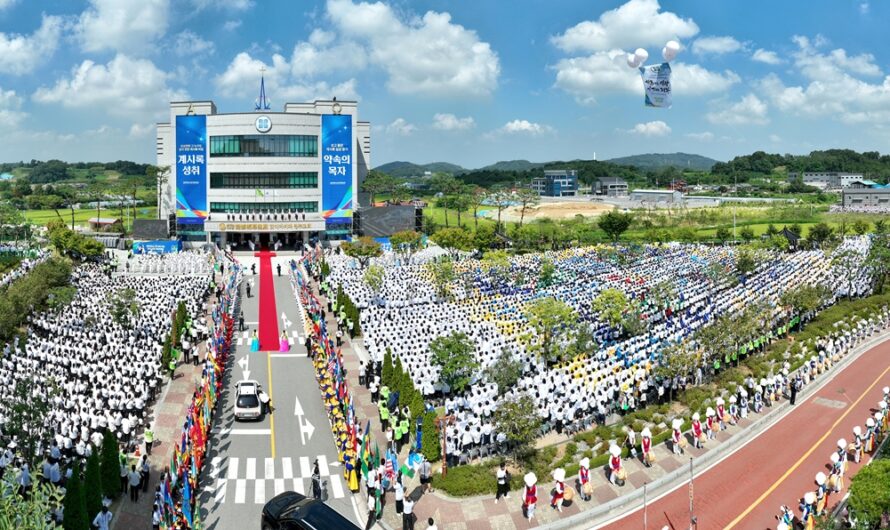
left=380, top=403, right=390, bottom=425
left=399, top=418, right=410, bottom=452
left=143, top=429, right=154, bottom=456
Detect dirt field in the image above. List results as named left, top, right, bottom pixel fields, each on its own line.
left=496, top=200, right=615, bottom=222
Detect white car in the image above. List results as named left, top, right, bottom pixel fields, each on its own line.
left=234, top=380, right=263, bottom=421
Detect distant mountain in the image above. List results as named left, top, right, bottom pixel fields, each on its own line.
left=374, top=161, right=466, bottom=178
left=478, top=160, right=547, bottom=172
left=605, top=152, right=719, bottom=171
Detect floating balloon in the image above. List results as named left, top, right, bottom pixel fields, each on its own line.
left=634, top=48, right=649, bottom=65
left=663, top=40, right=680, bottom=61
left=626, top=53, right=639, bottom=68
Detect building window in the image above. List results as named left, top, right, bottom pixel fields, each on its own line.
left=210, top=172, right=318, bottom=189
left=208, top=135, right=318, bottom=157
left=210, top=201, right=318, bottom=213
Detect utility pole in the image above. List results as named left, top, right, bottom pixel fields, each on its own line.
left=643, top=482, right=648, bottom=530
left=689, top=457, right=697, bottom=529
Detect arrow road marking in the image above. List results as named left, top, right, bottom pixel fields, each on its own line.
left=237, top=355, right=250, bottom=381
left=293, top=395, right=314, bottom=445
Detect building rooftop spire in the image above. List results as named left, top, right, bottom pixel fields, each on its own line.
left=255, top=67, right=271, bottom=111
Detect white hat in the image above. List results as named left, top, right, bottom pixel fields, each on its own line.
left=716, top=397, right=724, bottom=405
left=641, top=427, right=651, bottom=437
left=729, top=396, right=737, bottom=403
left=883, top=386, right=889, bottom=394
left=755, top=385, right=762, bottom=393
left=553, top=468, right=566, bottom=482
left=815, top=472, right=826, bottom=485
left=782, top=368, right=789, bottom=376
left=692, top=412, right=700, bottom=421
left=880, top=401, right=888, bottom=410
left=777, top=523, right=790, bottom=530
left=740, top=388, right=748, bottom=397
left=866, top=418, right=875, bottom=427
left=876, top=412, right=883, bottom=421
left=804, top=492, right=816, bottom=505
left=524, top=472, right=537, bottom=487
left=580, top=457, right=590, bottom=468
left=837, top=438, right=847, bottom=449
left=759, top=378, right=767, bottom=386
left=609, top=445, right=621, bottom=457
left=672, top=418, right=683, bottom=429
left=853, top=426, right=861, bottom=436
left=830, top=452, right=840, bottom=463
left=706, top=407, right=715, bottom=417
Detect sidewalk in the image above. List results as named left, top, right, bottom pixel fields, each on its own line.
left=312, top=275, right=890, bottom=530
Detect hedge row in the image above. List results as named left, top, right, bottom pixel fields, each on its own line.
left=0, top=257, right=71, bottom=342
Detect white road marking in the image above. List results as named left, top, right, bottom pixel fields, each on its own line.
left=214, top=478, right=227, bottom=503
left=317, top=455, right=330, bottom=477
left=299, top=457, right=311, bottom=478
left=330, top=473, right=345, bottom=499
left=269, top=353, right=307, bottom=358
left=212, top=428, right=272, bottom=436
left=246, top=458, right=256, bottom=480
left=227, top=458, right=239, bottom=480
left=234, top=479, right=246, bottom=504
left=264, top=458, right=274, bottom=478
left=281, top=457, right=293, bottom=479
left=294, top=395, right=304, bottom=416
left=293, top=478, right=304, bottom=495
left=210, top=457, right=222, bottom=479
left=351, top=496, right=363, bottom=526
left=254, top=479, right=265, bottom=504
left=274, top=478, right=285, bottom=496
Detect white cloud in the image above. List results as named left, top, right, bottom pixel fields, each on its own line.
left=193, top=0, right=253, bottom=10
left=686, top=131, right=714, bottom=141
left=33, top=54, right=187, bottom=119
left=386, top=118, right=416, bottom=136
left=671, top=63, right=740, bottom=94
left=325, top=0, right=500, bottom=97
left=628, top=120, right=670, bottom=136
left=173, top=30, right=215, bottom=57
left=0, top=0, right=18, bottom=11
left=499, top=119, right=553, bottom=135
left=76, top=0, right=170, bottom=54
left=551, top=0, right=698, bottom=53
left=0, top=88, right=26, bottom=127
left=692, top=36, right=744, bottom=55
left=769, top=134, right=781, bottom=143
left=290, top=30, right=367, bottom=77
left=706, top=94, right=769, bottom=125
left=214, top=51, right=359, bottom=102
left=223, top=20, right=242, bottom=31
left=860, top=2, right=870, bottom=14
left=432, top=113, right=475, bottom=131
left=752, top=48, right=782, bottom=65
left=0, top=15, right=63, bottom=75
left=129, top=123, right=154, bottom=138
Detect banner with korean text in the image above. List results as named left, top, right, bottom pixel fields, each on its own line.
left=175, top=115, right=208, bottom=224
left=321, top=114, right=353, bottom=225
left=639, top=63, right=672, bottom=108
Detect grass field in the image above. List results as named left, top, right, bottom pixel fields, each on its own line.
left=24, top=207, right=158, bottom=227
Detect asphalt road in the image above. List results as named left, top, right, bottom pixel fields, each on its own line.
left=198, top=256, right=362, bottom=529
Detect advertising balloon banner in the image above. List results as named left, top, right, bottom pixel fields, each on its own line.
left=640, top=63, right=672, bottom=108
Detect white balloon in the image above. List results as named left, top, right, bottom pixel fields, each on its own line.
left=627, top=53, right=639, bottom=68
left=663, top=40, right=680, bottom=61
left=634, top=48, right=649, bottom=64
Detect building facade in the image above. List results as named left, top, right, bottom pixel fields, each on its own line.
left=630, top=189, right=683, bottom=203
left=789, top=172, right=864, bottom=189
left=595, top=177, right=628, bottom=196
left=842, top=187, right=890, bottom=208
left=531, top=170, right=578, bottom=197
left=157, top=98, right=370, bottom=249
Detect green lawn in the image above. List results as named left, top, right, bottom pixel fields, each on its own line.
left=24, top=207, right=158, bottom=227
left=423, top=205, right=499, bottom=230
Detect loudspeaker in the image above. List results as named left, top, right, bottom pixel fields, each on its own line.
left=353, top=209, right=363, bottom=236
left=168, top=213, right=176, bottom=237
left=415, top=207, right=423, bottom=232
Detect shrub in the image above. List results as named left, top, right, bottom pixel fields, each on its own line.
left=62, top=465, right=88, bottom=530
left=99, top=431, right=121, bottom=500
left=421, top=411, right=440, bottom=462
left=433, top=462, right=498, bottom=496
left=83, top=449, right=103, bottom=522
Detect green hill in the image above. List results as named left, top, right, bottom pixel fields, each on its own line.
left=605, top=152, right=719, bottom=171
left=478, top=160, right=547, bottom=172
left=374, top=161, right=466, bottom=177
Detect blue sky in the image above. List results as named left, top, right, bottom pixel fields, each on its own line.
left=0, top=0, right=887, bottom=168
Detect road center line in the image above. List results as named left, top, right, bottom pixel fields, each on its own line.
left=267, top=351, right=277, bottom=458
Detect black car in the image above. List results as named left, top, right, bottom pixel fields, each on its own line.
left=261, top=492, right=362, bottom=530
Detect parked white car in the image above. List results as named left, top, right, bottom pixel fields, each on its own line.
left=234, top=380, right=263, bottom=421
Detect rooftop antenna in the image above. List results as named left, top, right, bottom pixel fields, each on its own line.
left=255, top=67, right=271, bottom=111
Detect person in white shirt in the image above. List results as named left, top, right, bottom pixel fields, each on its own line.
left=92, top=506, right=113, bottom=530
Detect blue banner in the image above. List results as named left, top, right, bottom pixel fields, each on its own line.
left=132, top=240, right=182, bottom=254
left=321, top=114, right=353, bottom=224
left=175, top=115, right=208, bottom=224
left=639, top=63, right=672, bottom=108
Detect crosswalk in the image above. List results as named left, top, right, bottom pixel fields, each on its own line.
left=236, top=330, right=302, bottom=346
left=206, top=455, right=347, bottom=505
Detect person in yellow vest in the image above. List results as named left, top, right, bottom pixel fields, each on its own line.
left=143, top=429, right=154, bottom=456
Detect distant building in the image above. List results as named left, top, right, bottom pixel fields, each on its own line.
left=531, top=169, right=578, bottom=197
left=789, top=172, right=864, bottom=189
left=842, top=187, right=890, bottom=208
left=845, top=179, right=879, bottom=189
left=630, top=189, right=683, bottom=203
left=594, top=177, right=628, bottom=196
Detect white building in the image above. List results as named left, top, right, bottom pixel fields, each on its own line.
left=790, top=172, right=864, bottom=189
left=156, top=92, right=370, bottom=249
left=630, top=189, right=683, bottom=203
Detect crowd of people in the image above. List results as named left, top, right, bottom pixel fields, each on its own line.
left=126, top=251, right=214, bottom=275
left=0, top=248, right=49, bottom=289
left=327, top=238, right=877, bottom=462
left=828, top=203, right=890, bottom=214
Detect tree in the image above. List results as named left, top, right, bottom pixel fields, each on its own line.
left=487, top=187, right=514, bottom=233
left=4, top=376, right=56, bottom=466
left=780, top=284, right=830, bottom=329
left=852, top=219, right=870, bottom=236
left=467, top=186, right=487, bottom=230
left=341, top=236, right=383, bottom=268
left=539, top=257, right=556, bottom=287
left=515, top=188, right=540, bottom=228
left=428, top=332, right=479, bottom=394
left=492, top=393, right=541, bottom=461
left=807, top=223, right=834, bottom=248
left=108, top=288, right=139, bottom=328
left=484, top=349, right=524, bottom=392
left=874, top=218, right=887, bottom=235
left=847, top=459, right=890, bottom=528
left=360, top=170, right=398, bottom=205
left=473, top=223, right=496, bottom=252
left=735, top=249, right=757, bottom=277
left=425, top=258, right=456, bottom=300
left=521, top=296, right=578, bottom=363
left=421, top=411, right=441, bottom=462
left=787, top=223, right=803, bottom=237
left=84, top=449, right=103, bottom=523
left=865, top=233, right=890, bottom=293
left=0, top=471, right=63, bottom=530
left=655, top=343, right=695, bottom=401
left=363, top=264, right=385, bottom=295
left=390, top=230, right=422, bottom=262
left=598, top=211, right=634, bottom=243
left=99, top=431, right=121, bottom=500
left=382, top=349, right=393, bottom=389
left=715, top=226, right=731, bottom=244
left=63, top=465, right=88, bottom=530
left=430, top=227, right=472, bottom=258
left=591, top=288, right=629, bottom=329
left=765, top=224, right=779, bottom=237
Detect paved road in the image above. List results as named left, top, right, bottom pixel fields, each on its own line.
left=602, top=335, right=890, bottom=530
left=199, top=255, right=362, bottom=529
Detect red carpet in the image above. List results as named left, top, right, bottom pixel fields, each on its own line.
left=255, top=251, right=280, bottom=351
